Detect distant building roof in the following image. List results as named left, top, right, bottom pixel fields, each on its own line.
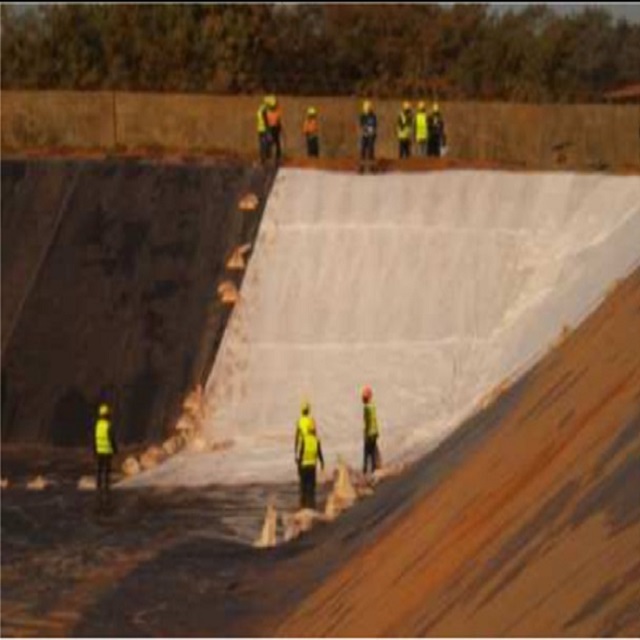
left=603, top=83, right=640, bottom=102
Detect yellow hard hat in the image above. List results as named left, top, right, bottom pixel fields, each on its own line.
left=301, top=399, right=311, bottom=414
left=418, top=101, right=426, bottom=110
left=402, top=101, right=411, bottom=111
left=362, top=100, right=372, bottom=113
left=99, top=403, right=110, bottom=417
left=307, top=106, right=317, bottom=116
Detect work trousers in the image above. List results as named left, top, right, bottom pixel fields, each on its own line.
left=427, top=137, right=442, bottom=157
left=258, top=132, right=270, bottom=164
left=360, top=135, right=376, bottom=161
left=363, top=435, right=379, bottom=474
left=96, top=454, right=112, bottom=495
left=268, top=127, right=282, bottom=162
left=399, top=139, right=411, bottom=158
left=306, top=136, right=319, bottom=158
left=416, top=140, right=428, bottom=157
left=299, top=465, right=317, bottom=510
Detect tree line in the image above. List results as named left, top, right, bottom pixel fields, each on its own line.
left=2, top=4, right=638, bottom=102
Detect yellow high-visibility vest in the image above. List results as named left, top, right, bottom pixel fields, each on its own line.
left=397, top=112, right=411, bottom=140
left=95, top=418, right=113, bottom=455
left=297, top=415, right=315, bottom=438
left=364, top=403, right=379, bottom=438
left=415, top=111, right=428, bottom=142
left=301, top=432, right=319, bottom=467
left=256, top=106, right=267, bottom=133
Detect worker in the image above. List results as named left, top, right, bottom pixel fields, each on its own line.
left=256, top=96, right=270, bottom=165
left=296, top=419, right=325, bottom=510
left=361, top=385, right=381, bottom=475
left=427, top=102, right=447, bottom=157
left=359, top=100, right=378, bottom=171
left=265, top=94, right=283, bottom=163
left=396, top=101, right=413, bottom=159
left=414, top=101, right=428, bottom=157
left=294, top=399, right=317, bottom=461
left=302, top=106, right=320, bottom=158
left=94, top=402, right=117, bottom=508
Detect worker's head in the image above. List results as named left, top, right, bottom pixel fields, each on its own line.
left=432, top=102, right=440, bottom=113
left=263, top=95, right=270, bottom=106
left=402, top=101, right=411, bottom=111
left=301, top=399, right=311, bottom=415
left=307, top=106, right=317, bottom=117
left=361, top=386, right=373, bottom=403
left=418, top=100, right=426, bottom=111
left=362, top=100, right=372, bottom=114
left=98, top=403, right=110, bottom=417
left=267, top=95, right=277, bottom=108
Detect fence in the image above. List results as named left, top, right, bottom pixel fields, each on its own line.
left=2, top=91, right=639, bottom=169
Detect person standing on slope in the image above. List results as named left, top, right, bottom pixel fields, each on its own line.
left=362, top=385, right=381, bottom=474
left=296, top=416, right=325, bottom=509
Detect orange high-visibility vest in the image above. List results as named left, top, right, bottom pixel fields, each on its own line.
left=303, top=118, right=318, bottom=136
left=266, top=107, right=282, bottom=127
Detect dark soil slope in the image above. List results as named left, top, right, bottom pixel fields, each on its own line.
left=1, top=158, right=274, bottom=446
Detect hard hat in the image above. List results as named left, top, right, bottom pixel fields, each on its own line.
left=301, top=399, right=311, bottom=414
left=418, top=101, right=426, bottom=110
left=361, top=386, right=373, bottom=402
left=402, top=101, right=411, bottom=111
left=99, top=403, right=110, bottom=417
left=362, top=100, right=372, bottom=113
left=307, top=106, right=317, bottom=116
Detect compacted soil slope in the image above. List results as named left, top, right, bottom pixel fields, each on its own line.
left=278, top=267, right=640, bottom=637
left=1, top=158, right=273, bottom=446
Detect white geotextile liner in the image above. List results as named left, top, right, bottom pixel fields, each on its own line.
left=127, top=169, right=640, bottom=487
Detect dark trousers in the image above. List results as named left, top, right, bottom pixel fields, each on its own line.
left=96, top=454, right=112, bottom=495
left=363, top=436, right=379, bottom=474
left=259, top=132, right=270, bottom=164
left=269, top=127, right=282, bottom=162
left=360, top=135, right=376, bottom=161
left=299, top=465, right=317, bottom=509
left=306, top=136, right=319, bottom=158
left=399, top=139, right=411, bottom=158
left=427, top=137, right=441, bottom=157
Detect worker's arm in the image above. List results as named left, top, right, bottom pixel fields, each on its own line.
left=297, top=439, right=304, bottom=467
left=294, top=426, right=301, bottom=458
left=317, top=441, right=325, bottom=470
left=109, top=424, right=118, bottom=456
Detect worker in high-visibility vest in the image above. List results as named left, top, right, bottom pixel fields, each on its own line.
left=294, top=399, right=317, bottom=461
left=302, top=106, right=320, bottom=158
left=256, top=96, right=270, bottom=164
left=94, top=402, right=118, bottom=506
left=361, top=386, right=381, bottom=474
left=414, top=101, right=428, bottom=157
left=296, top=418, right=325, bottom=510
left=265, top=95, right=283, bottom=163
left=397, top=101, right=413, bottom=159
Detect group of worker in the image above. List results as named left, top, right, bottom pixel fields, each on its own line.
left=92, top=385, right=382, bottom=513
left=294, top=385, right=381, bottom=510
left=256, top=95, right=447, bottom=163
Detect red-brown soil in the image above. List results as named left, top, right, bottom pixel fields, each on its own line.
left=277, top=269, right=640, bottom=637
